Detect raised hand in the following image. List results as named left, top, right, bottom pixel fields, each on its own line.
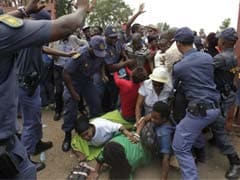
left=25, top=0, right=46, bottom=14
left=138, top=3, right=146, bottom=14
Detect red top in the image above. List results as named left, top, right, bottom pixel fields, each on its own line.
left=113, top=68, right=140, bottom=119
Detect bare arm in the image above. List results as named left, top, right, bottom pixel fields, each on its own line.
left=125, top=3, right=146, bottom=37
left=8, top=0, right=45, bottom=18
left=106, top=59, right=136, bottom=72
left=135, top=94, right=145, bottom=122
left=43, top=46, right=77, bottom=57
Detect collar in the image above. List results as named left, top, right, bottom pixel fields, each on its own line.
left=183, top=48, right=197, bottom=58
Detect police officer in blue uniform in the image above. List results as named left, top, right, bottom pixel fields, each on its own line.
left=17, top=9, right=53, bottom=171
left=214, top=28, right=238, bottom=116
left=62, top=35, right=107, bottom=152
left=172, top=27, right=222, bottom=180
left=0, top=0, right=92, bottom=178
left=213, top=27, right=240, bottom=179
left=101, top=25, right=135, bottom=111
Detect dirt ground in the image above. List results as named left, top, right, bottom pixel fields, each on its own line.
left=33, top=110, right=240, bottom=180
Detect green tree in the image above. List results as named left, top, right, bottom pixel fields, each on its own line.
left=56, top=0, right=71, bottom=17
left=86, top=0, right=133, bottom=29
left=157, top=22, right=170, bottom=32
left=219, top=18, right=231, bottom=31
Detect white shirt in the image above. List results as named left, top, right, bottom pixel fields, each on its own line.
left=89, top=118, right=122, bottom=147
left=138, top=79, right=172, bottom=115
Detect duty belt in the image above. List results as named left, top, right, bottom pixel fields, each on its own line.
left=187, top=101, right=219, bottom=117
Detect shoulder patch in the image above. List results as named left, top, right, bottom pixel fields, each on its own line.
left=0, top=14, right=23, bottom=28
left=72, top=52, right=81, bottom=60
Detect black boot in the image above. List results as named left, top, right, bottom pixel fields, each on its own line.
left=62, top=131, right=72, bottom=152
left=33, top=140, right=53, bottom=155
left=54, top=112, right=62, bottom=121
left=29, top=156, right=45, bottom=172
left=193, top=147, right=206, bottom=163
left=225, top=154, right=240, bottom=179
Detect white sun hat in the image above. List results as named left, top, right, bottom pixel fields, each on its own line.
left=149, top=67, right=170, bottom=83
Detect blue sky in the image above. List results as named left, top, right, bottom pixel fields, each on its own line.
left=123, top=0, right=239, bottom=34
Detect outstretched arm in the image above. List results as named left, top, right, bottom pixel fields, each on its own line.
left=125, top=3, right=146, bottom=37
left=8, top=0, right=45, bottom=18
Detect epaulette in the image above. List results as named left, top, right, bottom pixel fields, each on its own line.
left=72, top=52, right=81, bottom=60
left=0, top=14, right=23, bottom=28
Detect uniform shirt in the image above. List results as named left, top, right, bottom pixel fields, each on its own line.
left=16, top=46, right=43, bottom=79
left=88, top=118, right=122, bottom=146
left=96, top=134, right=150, bottom=172
left=104, top=40, right=123, bottom=65
left=64, top=46, right=104, bottom=84
left=0, top=18, right=51, bottom=139
left=138, top=79, right=172, bottom=115
left=213, top=48, right=237, bottom=92
left=173, top=48, right=220, bottom=104
left=54, top=40, right=73, bottom=67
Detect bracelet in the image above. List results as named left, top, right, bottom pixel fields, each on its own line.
left=17, top=7, right=30, bottom=18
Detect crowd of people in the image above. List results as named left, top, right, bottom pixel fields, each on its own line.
left=0, top=0, right=240, bottom=180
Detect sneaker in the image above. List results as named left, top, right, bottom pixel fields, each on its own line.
left=225, top=164, right=240, bottom=179
left=33, top=140, right=53, bottom=155
left=54, top=112, right=61, bottom=121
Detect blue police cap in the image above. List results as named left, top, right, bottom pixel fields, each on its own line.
left=30, top=9, right=51, bottom=20
left=217, top=27, right=238, bottom=42
left=174, top=27, right=194, bottom=43
left=89, top=35, right=106, bottom=58
left=104, top=25, right=118, bottom=37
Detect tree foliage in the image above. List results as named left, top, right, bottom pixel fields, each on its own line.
left=219, top=18, right=231, bottom=31
left=157, top=22, right=170, bottom=32
left=56, top=0, right=70, bottom=17
left=86, top=0, right=133, bottom=29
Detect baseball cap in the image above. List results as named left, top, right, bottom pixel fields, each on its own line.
left=216, top=27, right=238, bottom=42
left=30, top=9, right=51, bottom=20
left=104, top=25, right=118, bottom=37
left=149, top=67, right=169, bottom=83
left=89, top=35, right=106, bottom=58
left=174, top=27, right=194, bottom=43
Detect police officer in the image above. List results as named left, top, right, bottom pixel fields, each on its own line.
left=17, top=9, right=54, bottom=171
left=172, top=27, right=222, bottom=180
left=214, top=27, right=238, bottom=116
left=212, top=27, right=240, bottom=179
left=101, top=25, right=135, bottom=112
left=0, top=0, right=93, bottom=178
left=62, top=35, right=106, bottom=152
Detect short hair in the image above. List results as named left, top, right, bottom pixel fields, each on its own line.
left=132, top=67, right=148, bottom=83
left=147, top=35, right=158, bottom=43
left=206, top=32, right=218, bottom=48
left=131, top=23, right=141, bottom=34
left=152, top=101, right=171, bottom=118
left=74, top=115, right=90, bottom=134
